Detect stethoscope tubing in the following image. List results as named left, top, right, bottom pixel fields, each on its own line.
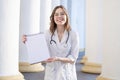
left=50, top=31, right=69, bottom=44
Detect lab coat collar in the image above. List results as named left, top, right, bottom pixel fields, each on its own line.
left=54, top=29, right=68, bottom=44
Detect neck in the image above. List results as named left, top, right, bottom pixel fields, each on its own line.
left=57, top=25, right=65, bottom=33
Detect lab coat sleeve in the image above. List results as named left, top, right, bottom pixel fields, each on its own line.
left=67, top=31, right=80, bottom=61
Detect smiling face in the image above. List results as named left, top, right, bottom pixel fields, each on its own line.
left=50, top=5, right=71, bottom=34
left=54, top=8, right=67, bottom=26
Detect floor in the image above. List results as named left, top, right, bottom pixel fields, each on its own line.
left=22, top=52, right=100, bottom=80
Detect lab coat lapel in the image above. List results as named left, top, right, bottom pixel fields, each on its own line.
left=61, top=30, right=67, bottom=44
left=55, top=30, right=67, bottom=44
left=54, top=30, right=59, bottom=44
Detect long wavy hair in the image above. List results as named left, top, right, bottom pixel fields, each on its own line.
left=49, top=5, right=71, bottom=34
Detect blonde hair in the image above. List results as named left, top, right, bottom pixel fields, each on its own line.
left=49, top=5, right=71, bottom=34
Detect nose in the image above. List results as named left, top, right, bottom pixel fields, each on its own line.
left=58, top=14, right=62, bottom=17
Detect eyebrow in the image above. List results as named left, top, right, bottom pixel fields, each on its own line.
left=54, top=12, right=65, bottom=14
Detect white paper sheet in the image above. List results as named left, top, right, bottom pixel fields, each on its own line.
left=26, top=33, right=50, bottom=64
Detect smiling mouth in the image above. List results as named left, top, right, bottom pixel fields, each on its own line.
left=57, top=20, right=62, bottom=22
left=57, top=19, right=64, bottom=22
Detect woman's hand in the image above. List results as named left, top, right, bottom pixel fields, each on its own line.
left=22, top=35, right=27, bottom=43
left=43, top=57, right=60, bottom=63
left=43, top=57, right=74, bottom=63
left=44, top=57, right=57, bottom=63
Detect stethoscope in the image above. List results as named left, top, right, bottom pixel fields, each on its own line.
left=50, top=31, right=69, bottom=47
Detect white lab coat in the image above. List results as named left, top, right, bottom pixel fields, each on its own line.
left=44, top=29, right=79, bottom=80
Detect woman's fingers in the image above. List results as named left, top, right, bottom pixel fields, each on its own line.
left=44, top=57, right=56, bottom=63
left=22, top=35, right=27, bottom=43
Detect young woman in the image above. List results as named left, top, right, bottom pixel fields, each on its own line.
left=22, top=5, right=79, bottom=80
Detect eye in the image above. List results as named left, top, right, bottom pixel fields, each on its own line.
left=60, top=12, right=65, bottom=15
left=54, top=13, right=59, bottom=16
left=54, top=12, right=65, bottom=16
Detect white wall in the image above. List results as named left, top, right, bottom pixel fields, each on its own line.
left=70, top=0, right=85, bottom=49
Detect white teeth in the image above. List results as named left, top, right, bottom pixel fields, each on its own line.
left=58, top=20, right=62, bottom=21
left=57, top=20, right=62, bottom=22
left=57, top=19, right=63, bottom=21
